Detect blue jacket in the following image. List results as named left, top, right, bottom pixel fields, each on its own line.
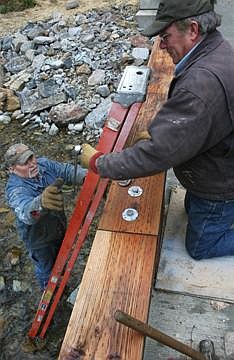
left=5, top=157, right=87, bottom=250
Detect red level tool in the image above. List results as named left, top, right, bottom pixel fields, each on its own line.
left=28, top=101, right=142, bottom=339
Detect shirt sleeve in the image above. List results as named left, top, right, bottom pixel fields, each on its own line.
left=96, top=89, right=212, bottom=180
left=43, top=158, right=87, bottom=185
left=6, top=185, right=44, bottom=225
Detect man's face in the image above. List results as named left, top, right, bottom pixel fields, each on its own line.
left=10, top=155, right=39, bottom=178
left=159, top=21, right=199, bottom=64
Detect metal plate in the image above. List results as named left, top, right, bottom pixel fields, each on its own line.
left=117, top=66, right=150, bottom=95
left=113, top=66, right=151, bottom=107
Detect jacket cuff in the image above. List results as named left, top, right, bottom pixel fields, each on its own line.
left=89, top=152, right=103, bottom=173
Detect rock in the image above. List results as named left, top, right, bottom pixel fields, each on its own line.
left=85, top=96, right=112, bottom=129
left=68, top=122, right=84, bottom=132
left=66, top=0, right=80, bottom=10
left=66, top=285, right=79, bottom=305
left=48, top=102, right=88, bottom=126
left=0, top=114, right=11, bottom=124
left=12, top=280, right=22, bottom=292
left=0, top=276, right=5, bottom=291
left=76, top=64, right=91, bottom=75
left=129, top=34, right=153, bottom=49
left=9, top=246, right=21, bottom=266
left=5, top=69, right=32, bottom=92
left=88, top=69, right=105, bottom=86
left=0, top=88, right=20, bottom=112
left=4, top=56, right=31, bottom=74
left=6, top=89, right=20, bottom=112
left=132, top=47, right=150, bottom=60
left=96, top=85, right=110, bottom=98
left=12, top=33, right=28, bottom=53
left=33, top=36, right=56, bottom=45
left=38, top=78, right=61, bottom=98
left=48, top=123, right=59, bottom=135
left=20, top=91, right=67, bottom=113
left=0, top=63, right=5, bottom=86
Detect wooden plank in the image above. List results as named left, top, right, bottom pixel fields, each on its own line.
left=59, top=40, right=174, bottom=360
left=99, top=174, right=165, bottom=235
left=100, top=41, right=173, bottom=235
left=59, top=230, right=158, bottom=360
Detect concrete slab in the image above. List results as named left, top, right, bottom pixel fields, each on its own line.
left=139, top=0, right=159, bottom=10
left=217, top=0, right=234, bottom=47
left=155, top=187, right=234, bottom=303
left=144, top=291, right=234, bottom=360
left=135, top=10, right=157, bottom=30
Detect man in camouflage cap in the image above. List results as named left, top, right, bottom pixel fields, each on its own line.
left=81, top=0, right=234, bottom=261
left=5, top=143, right=87, bottom=289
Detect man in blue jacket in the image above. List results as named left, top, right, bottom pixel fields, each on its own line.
left=5, top=143, right=87, bottom=289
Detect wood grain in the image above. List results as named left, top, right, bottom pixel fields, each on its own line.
left=59, top=231, right=158, bottom=360
left=59, top=40, right=174, bottom=360
left=99, top=174, right=165, bottom=235
left=99, top=42, right=174, bottom=235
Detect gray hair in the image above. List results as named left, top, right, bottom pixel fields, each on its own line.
left=176, top=11, right=222, bottom=35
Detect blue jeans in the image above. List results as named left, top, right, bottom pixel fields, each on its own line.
left=29, top=238, right=62, bottom=289
left=185, top=191, right=234, bottom=259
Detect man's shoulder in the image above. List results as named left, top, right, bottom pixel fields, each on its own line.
left=37, top=157, right=62, bottom=168
left=5, top=175, right=26, bottom=196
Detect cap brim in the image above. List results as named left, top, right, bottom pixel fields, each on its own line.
left=141, top=20, right=171, bottom=37
left=17, top=149, right=34, bottom=165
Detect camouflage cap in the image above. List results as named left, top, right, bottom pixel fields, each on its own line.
left=142, top=0, right=215, bottom=37
left=4, top=143, right=34, bottom=168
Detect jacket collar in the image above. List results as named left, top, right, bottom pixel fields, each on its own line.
left=174, top=30, right=224, bottom=77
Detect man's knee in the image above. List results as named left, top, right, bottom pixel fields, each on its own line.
left=185, top=237, right=206, bottom=260
left=186, top=245, right=204, bottom=260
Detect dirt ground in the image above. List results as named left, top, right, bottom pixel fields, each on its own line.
left=0, top=0, right=138, bottom=37
left=0, top=1, right=139, bottom=358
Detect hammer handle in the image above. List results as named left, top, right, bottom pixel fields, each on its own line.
left=114, top=310, right=205, bottom=360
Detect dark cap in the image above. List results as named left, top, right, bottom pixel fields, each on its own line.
left=4, top=143, right=34, bottom=168
left=142, top=0, right=215, bottom=37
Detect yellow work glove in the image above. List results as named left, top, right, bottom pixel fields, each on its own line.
left=41, top=178, right=64, bottom=211
left=133, top=130, right=151, bottom=144
left=80, top=143, right=98, bottom=168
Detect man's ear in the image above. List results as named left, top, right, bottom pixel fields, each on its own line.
left=8, top=166, right=14, bottom=173
left=190, top=21, right=200, bottom=41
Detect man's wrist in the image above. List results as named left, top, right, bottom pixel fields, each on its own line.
left=89, top=152, right=103, bottom=173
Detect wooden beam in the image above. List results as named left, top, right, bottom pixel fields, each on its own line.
left=59, top=40, right=174, bottom=360
left=59, top=231, right=158, bottom=359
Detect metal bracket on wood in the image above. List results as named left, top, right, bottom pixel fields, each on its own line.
left=113, top=66, right=151, bottom=108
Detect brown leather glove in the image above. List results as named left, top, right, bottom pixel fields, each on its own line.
left=41, top=178, right=64, bottom=211
left=133, top=130, right=151, bottom=144
left=80, top=143, right=98, bottom=168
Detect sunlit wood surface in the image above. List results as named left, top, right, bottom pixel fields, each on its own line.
left=59, top=40, right=174, bottom=360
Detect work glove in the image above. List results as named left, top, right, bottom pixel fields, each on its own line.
left=80, top=143, right=98, bottom=169
left=133, top=130, right=151, bottom=144
left=41, top=178, right=64, bottom=211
